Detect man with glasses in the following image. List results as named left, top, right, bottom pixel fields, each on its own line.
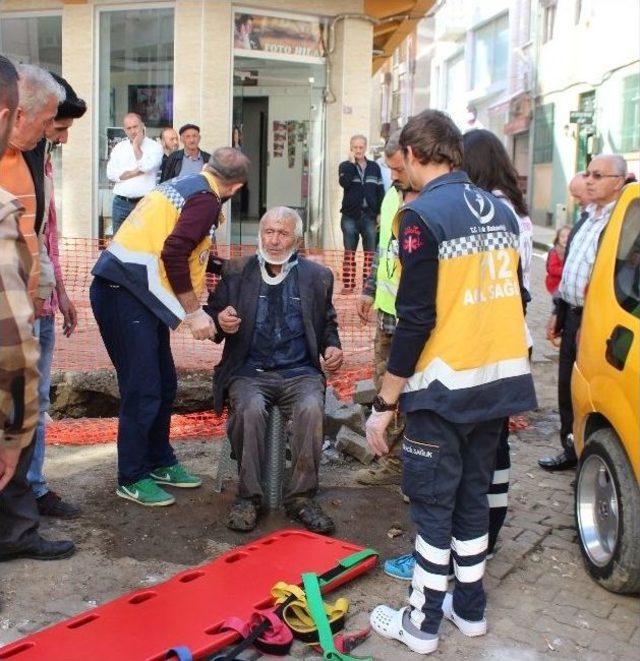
left=539, top=154, right=628, bottom=471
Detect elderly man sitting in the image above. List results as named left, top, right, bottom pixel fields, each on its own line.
left=207, top=207, right=343, bottom=534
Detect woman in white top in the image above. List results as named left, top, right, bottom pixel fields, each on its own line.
left=462, top=128, right=533, bottom=557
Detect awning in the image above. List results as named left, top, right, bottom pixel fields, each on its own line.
left=364, top=0, right=437, bottom=74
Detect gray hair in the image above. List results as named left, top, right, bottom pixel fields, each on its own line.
left=206, top=146, right=250, bottom=184
left=260, top=206, right=304, bottom=238
left=350, top=134, right=367, bottom=146
left=384, top=129, right=402, bottom=158
left=590, top=153, right=628, bottom=177
left=16, top=63, right=65, bottom=116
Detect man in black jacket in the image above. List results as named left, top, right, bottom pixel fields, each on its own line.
left=338, top=134, right=384, bottom=292
left=207, top=207, right=343, bottom=534
left=159, top=123, right=211, bottom=182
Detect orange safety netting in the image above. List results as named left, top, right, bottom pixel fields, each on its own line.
left=48, top=239, right=375, bottom=445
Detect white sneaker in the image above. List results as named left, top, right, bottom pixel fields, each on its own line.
left=370, top=605, right=439, bottom=655
left=442, top=592, right=487, bottom=637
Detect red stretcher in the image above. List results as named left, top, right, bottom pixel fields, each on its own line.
left=0, top=529, right=377, bottom=661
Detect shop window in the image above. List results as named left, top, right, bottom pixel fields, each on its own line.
left=614, top=198, right=640, bottom=318
left=97, top=7, right=174, bottom=237
left=0, top=14, right=62, bottom=73
left=472, top=13, right=508, bottom=90
left=533, top=103, right=554, bottom=164
left=0, top=14, right=63, bottom=219
left=621, top=74, right=640, bottom=153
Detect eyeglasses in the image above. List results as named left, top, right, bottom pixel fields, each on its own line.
left=582, top=171, right=623, bottom=180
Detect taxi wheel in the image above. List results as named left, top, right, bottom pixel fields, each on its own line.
left=575, top=428, right=640, bottom=594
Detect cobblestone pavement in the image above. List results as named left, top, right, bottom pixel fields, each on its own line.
left=1, top=255, right=638, bottom=659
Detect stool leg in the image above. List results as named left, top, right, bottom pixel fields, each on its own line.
left=262, top=406, right=286, bottom=510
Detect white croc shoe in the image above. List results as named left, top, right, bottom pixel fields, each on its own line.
left=442, top=592, right=487, bottom=637
left=370, top=605, right=439, bottom=655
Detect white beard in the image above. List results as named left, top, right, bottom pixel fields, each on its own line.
left=257, top=235, right=295, bottom=266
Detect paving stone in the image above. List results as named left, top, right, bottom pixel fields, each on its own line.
left=587, top=630, right=638, bottom=658
left=574, top=609, right=638, bottom=640
left=531, top=614, right=596, bottom=648
left=541, top=512, right=576, bottom=528
left=554, top=590, right=616, bottom=619
left=335, top=426, right=374, bottom=465
left=352, top=378, right=376, bottom=404
left=551, top=527, right=577, bottom=542
left=515, top=529, right=547, bottom=549
left=486, top=559, right=513, bottom=581
left=541, top=535, right=577, bottom=552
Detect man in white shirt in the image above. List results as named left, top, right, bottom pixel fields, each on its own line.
left=106, top=112, right=162, bottom=235
left=539, top=154, right=627, bottom=471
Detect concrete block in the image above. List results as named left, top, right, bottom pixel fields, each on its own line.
left=335, top=426, right=375, bottom=465
left=353, top=379, right=376, bottom=405
left=324, top=390, right=365, bottom=440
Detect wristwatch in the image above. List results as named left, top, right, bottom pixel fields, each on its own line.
left=372, top=395, right=398, bottom=412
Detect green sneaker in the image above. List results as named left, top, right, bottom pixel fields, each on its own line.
left=116, top=478, right=175, bottom=507
left=150, top=463, right=202, bottom=488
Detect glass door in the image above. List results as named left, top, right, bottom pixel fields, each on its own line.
left=232, top=57, right=325, bottom=246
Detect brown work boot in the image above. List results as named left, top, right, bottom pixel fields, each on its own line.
left=355, top=455, right=402, bottom=485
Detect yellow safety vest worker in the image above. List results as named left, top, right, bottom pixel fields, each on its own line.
left=374, top=186, right=402, bottom=316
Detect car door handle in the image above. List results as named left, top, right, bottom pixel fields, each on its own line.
left=605, top=325, right=634, bottom=370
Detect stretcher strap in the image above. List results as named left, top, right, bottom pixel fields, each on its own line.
left=302, top=573, right=372, bottom=661
left=210, top=548, right=377, bottom=661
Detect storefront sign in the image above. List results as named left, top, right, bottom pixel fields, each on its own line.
left=569, top=110, right=594, bottom=125
left=234, top=9, right=325, bottom=62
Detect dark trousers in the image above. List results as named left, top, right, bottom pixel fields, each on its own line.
left=341, top=212, right=376, bottom=288
left=227, top=372, right=325, bottom=506
left=111, top=196, right=138, bottom=235
left=402, top=410, right=502, bottom=634
left=488, top=420, right=510, bottom=553
left=0, top=436, right=40, bottom=552
left=90, top=278, right=177, bottom=486
left=558, top=307, right=582, bottom=459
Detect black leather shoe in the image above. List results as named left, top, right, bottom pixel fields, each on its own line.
left=37, top=491, right=81, bottom=519
left=538, top=450, right=577, bottom=471
left=0, top=536, right=75, bottom=562
left=286, top=499, right=335, bottom=535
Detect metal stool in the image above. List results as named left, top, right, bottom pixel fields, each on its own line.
left=213, top=405, right=287, bottom=510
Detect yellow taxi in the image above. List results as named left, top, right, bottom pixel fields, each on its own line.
left=572, top=182, right=640, bottom=594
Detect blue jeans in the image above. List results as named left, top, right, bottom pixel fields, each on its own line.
left=27, top=314, right=56, bottom=498
left=340, top=213, right=376, bottom=288
left=90, top=277, right=177, bottom=486
left=111, top=195, right=138, bottom=235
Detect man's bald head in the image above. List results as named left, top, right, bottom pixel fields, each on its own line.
left=569, top=172, right=591, bottom=209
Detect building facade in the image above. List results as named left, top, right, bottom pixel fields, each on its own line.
left=1, top=0, right=404, bottom=248
left=531, top=0, right=640, bottom=226
left=374, top=0, right=639, bottom=228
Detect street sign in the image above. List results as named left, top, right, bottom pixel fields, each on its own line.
left=569, top=110, right=594, bottom=124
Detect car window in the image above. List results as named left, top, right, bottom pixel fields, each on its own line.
left=614, top=196, right=640, bottom=318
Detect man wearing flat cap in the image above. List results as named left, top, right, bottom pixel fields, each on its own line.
left=160, top=123, right=211, bottom=183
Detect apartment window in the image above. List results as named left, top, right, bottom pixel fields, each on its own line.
left=533, top=103, right=554, bottom=164
left=444, top=52, right=465, bottom=114
left=621, top=74, right=640, bottom=153
left=541, top=0, right=557, bottom=43
left=472, top=13, right=509, bottom=89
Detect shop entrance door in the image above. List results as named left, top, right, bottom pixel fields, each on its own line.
left=232, top=57, right=325, bottom=245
